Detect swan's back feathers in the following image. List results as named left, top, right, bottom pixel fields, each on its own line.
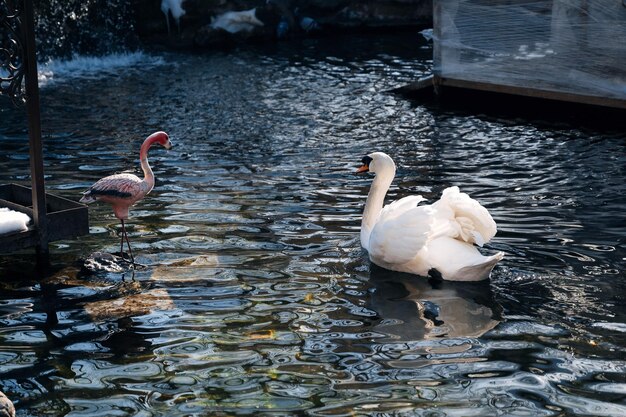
left=432, top=186, right=497, bottom=246
left=380, top=195, right=426, bottom=218
left=369, top=195, right=431, bottom=265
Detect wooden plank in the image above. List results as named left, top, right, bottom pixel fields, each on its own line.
left=391, top=75, right=434, bottom=95
left=47, top=192, right=90, bottom=242
left=0, top=184, right=89, bottom=251
left=0, top=198, right=34, bottom=217
left=437, top=77, right=626, bottom=110
left=0, top=228, right=38, bottom=254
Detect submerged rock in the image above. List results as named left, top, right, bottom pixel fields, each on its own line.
left=83, top=287, right=174, bottom=321
left=82, top=251, right=129, bottom=274
left=298, top=15, right=320, bottom=33
left=0, top=391, right=15, bottom=417
left=194, top=25, right=235, bottom=48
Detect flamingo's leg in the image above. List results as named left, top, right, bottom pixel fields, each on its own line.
left=120, top=219, right=136, bottom=268
left=120, top=225, right=125, bottom=258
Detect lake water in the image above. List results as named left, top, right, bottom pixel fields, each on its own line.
left=1, top=33, right=625, bottom=416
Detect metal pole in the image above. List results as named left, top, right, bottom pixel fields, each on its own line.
left=21, top=0, right=49, bottom=260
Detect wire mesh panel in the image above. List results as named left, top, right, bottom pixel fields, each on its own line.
left=433, top=0, right=626, bottom=103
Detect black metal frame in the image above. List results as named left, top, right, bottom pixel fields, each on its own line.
left=0, top=0, right=26, bottom=104
left=1, top=0, right=89, bottom=260
left=0, top=0, right=48, bottom=258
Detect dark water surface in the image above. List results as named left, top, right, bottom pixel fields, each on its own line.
left=1, top=34, right=625, bottom=416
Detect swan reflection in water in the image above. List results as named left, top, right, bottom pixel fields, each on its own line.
left=367, top=265, right=503, bottom=341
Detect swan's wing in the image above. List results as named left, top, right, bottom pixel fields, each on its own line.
left=379, top=195, right=426, bottom=219
left=431, top=186, right=497, bottom=246
left=369, top=196, right=432, bottom=265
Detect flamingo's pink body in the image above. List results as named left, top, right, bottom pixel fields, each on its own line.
left=80, top=131, right=173, bottom=265
left=81, top=172, right=153, bottom=220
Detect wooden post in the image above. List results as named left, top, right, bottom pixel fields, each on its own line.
left=21, top=0, right=49, bottom=261
left=432, top=0, right=442, bottom=97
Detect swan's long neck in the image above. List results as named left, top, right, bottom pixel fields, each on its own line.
left=361, top=168, right=395, bottom=249
left=139, top=137, right=157, bottom=190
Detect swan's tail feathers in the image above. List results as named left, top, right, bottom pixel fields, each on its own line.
left=455, top=251, right=504, bottom=282
left=434, top=186, right=498, bottom=246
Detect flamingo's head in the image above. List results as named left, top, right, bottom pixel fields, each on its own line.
left=147, top=131, right=173, bottom=149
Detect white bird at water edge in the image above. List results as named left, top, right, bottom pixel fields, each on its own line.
left=356, top=152, right=504, bottom=282
left=210, top=8, right=264, bottom=34
left=0, top=208, right=30, bottom=235
left=161, top=0, right=186, bottom=35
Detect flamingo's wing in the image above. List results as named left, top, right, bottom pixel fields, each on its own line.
left=368, top=195, right=433, bottom=265
left=430, top=186, right=497, bottom=246
left=81, top=173, right=143, bottom=202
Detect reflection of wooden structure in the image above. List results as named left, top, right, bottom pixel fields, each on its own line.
left=0, top=0, right=88, bottom=259
left=410, top=0, right=626, bottom=110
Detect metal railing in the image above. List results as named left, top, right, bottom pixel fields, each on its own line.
left=1, top=0, right=49, bottom=258
left=0, top=1, right=26, bottom=103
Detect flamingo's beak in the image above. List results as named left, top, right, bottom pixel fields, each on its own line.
left=164, top=140, right=173, bottom=150
left=356, top=164, right=369, bottom=173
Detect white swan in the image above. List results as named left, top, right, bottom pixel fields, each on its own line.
left=357, top=152, right=504, bottom=281
left=210, top=8, right=264, bottom=34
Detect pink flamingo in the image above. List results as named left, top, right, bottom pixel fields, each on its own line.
left=80, top=131, right=173, bottom=267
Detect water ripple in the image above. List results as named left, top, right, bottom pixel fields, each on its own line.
left=1, top=32, right=625, bottom=416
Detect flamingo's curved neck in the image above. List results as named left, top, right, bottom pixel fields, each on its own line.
left=139, top=136, right=159, bottom=189
left=361, top=167, right=395, bottom=249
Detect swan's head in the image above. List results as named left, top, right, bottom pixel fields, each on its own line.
left=356, top=152, right=396, bottom=175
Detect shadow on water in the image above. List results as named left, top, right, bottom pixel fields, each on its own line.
left=367, top=265, right=502, bottom=341
left=398, top=85, right=626, bottom=132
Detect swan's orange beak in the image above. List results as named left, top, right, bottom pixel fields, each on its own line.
left=356, top=164, right=369, bottom=173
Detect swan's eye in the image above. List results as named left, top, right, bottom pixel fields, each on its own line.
left=361, top=156, right=373, bottom=165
